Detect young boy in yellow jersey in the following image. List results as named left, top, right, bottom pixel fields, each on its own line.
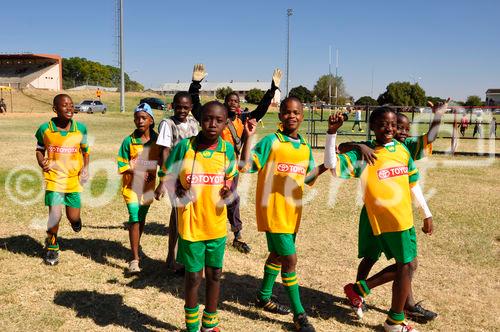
left=325, top=107, right=424, bottom=332
left=117, top=103, right=161, bottom=274
left=35, top=94, right=89, bottom=266
left=162, top=101, right=237, bottom=332
left=239, top=96, right=326, bottom=332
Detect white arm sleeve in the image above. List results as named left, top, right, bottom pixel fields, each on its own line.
left=324, top=133, right=337, bottom=169
left=156, top=120, right=173, bottom=148
left=411, top=183, right=432, bottom=219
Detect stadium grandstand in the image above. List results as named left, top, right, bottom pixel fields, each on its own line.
left=154, top=81, right=281, bottom=104
left=0, top=54, right=62, bottom=90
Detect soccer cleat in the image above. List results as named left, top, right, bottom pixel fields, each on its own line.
left=405, top=302, right=437, bottom=323
left=70, top=220, right=82, bottom=233
left=44, top=249, right=60, bottom=266
left=201, top=327, right=220, bottom=332
left=343, top=283, right=364, bottom=319
left=127, top=259, right=141, bottom=274
left=255, top=295, right=291, bottom=315
left=383, top=321, right=418, bottom=332
left=232, top=239, right=251, bottom=254
left=293, top=313, right=316, bottom=332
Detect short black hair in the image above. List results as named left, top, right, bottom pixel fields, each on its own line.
left=53, top=93, right=71, bottom=106
left=224, top=92, right=240, bottom=103
left=202, top=100, right=227, bottom=117
left=279, top=96, right=303, bottom=113
left=173, top=91, right=192, bottom=105
left=396, top=112, right=409, bottom=121
left=369, top=106, right=396, bottom=125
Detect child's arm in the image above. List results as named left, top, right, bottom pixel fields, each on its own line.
left=239, top=118, right=258, bottom=171
left=35, top=149, right=50, bottom=172
left=324, top=113, right=345, bottom=170
left=249, top=69, right=282, bottom=122
left=189, top=64, right=206, bottom=122
left=427, top=97, right=450, bottom=143
left=338, top=142, right=377, bottom=165
left=80, top=152, right=89, bottom=184
left=410, top=183, right=433, bottom=235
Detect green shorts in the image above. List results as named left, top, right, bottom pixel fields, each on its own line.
left=266, top=232, right=297, bottom=256
left=358, top=206, right=382, bottom=261
left=45, top=191, right=81, bottom=208
left=126, top=203, right=150, bottom=223
left=377, top=227, right=417, bottom=264
left=177, top=236, right=227, bottom=273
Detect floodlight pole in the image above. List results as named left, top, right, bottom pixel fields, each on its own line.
left=119, top=0, right=125, bottom=112
left=329, top=45, right=332, bottom=105
left=285, top=8, right=293, bottom=97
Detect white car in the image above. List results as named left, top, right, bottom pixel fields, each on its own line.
left=75, top=100, right=107, bottom=114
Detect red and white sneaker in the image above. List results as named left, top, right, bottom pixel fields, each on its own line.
left=383, top=321, right=418, bottom=332
left=343, top=283, right=364, bottom=319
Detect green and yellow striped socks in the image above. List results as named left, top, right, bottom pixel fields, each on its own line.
left=46, top=232, right=59, bottom=251
left=281, top=271, right=305, bottom=316
left=258, top=262, right=281, bottom=301
left=184, top=305, right=199, bottom=332
left=201, top=310, right=219, bottom=330
left=386, top=310, right=405, bottom=325
left=353, top=280, right=370, bottom=297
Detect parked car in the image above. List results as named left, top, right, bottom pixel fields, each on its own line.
left=74, top=100, right=107, bottom=114
left=139, top=97, right=166, bottom=110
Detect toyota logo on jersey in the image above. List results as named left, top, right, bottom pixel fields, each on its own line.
left=186, top=173, right=225, bottom=185
left=47, top=145, right=78, bottom=154
left=276, top=162, right=306, bottom=175
left=377, top=166, right=408, bottom=180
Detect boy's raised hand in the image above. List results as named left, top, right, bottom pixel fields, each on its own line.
left=422, top=217, right=433, bottom=235
left=271, top=69, right=282, bottom=90
left=244, top=118, right=258, bottom=137
left=192, top=63, right=207, bottom=82
left=327, top=112, right=344, bottom=134
left=428, top=97, right=451, bottom=116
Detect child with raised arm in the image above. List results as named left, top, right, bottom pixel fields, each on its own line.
left=35, top=94, right=89, bottom=265
left=239, top=96, right=326, bottom=332
left=154, top=64, right=204, bottom=274
left=164, top=101, right=237, bottom=332
left=117, top=103, right=161, bottom=274
left=325, top=107, right=426, bottom=332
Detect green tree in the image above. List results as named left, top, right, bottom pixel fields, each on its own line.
left=355, top=96, right=378, bottom=106
left=245, top=88, right=265, bottom=104
left=377, top=81, right=426, bottom=106
left=289, top=85, right=313, bottom=103
left=216, top=86, right=233, bottom=100
left=313, top=74, right=348, bottom=104
left=464, top=95, right=484, bottom=107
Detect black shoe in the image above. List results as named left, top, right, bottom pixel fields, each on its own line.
left=232, top=239, right=251, bottom=254
left=256, top=295, right=290, bottom=315
left=293, top=313, right=315, bottom=332
left=405, top=302, right=438, bottom=323
left=70, top=220, right=82, bottom=233
left=44, top=249, right=59, bottom=266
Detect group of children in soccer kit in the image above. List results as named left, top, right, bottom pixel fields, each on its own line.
left=35, top=64, right=450, bottom=332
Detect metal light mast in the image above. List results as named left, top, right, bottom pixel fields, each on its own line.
left=285, top=8, right=293, bottom=97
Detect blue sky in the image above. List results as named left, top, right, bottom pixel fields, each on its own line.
left=2, top=0, right=499, bottom=101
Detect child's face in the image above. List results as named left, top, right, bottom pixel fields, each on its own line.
left=201, top=105, right=227, bottom=141
left=371, top=112, right=397, bottom=144
left=279, top=99, right=304, bottom=133
left=173, top=96, right=192, bottom=121
left=134, top=111, right=153, bottom=133
left=53, top=96, right=74, bottom=120
left=225, top=94, right=240, bottom=112
left=395, top=115, right=410, bottom=143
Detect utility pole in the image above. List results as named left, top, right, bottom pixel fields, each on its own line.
left=328, top=45, right=332, bottom=105
left=285, top=8, right=293, bottom=97
left=119, top=0, right=125, bottom=112
left=335, top=48, right=339, bottom=105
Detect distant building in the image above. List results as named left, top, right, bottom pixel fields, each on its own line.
left=68, top=85, right=118, bottom=92
left=154, top=81, right=280, bottom=105
left=0, top=54, right=62, bottom=90
left=486, top=89, right=500, bottom=106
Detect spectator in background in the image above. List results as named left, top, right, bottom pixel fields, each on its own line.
left=490, top=117, right=497, bottom=138
left=96, top=88, right=102, bottom=100
left=459, top=113, right=469, bottom=136
left=0, top=98, right=6, bottom=114
left=473, top=115, right=483, bottom=138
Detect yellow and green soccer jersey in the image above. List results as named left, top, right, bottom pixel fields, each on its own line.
left=245, top=131, right=315, bottom=234
left=337, top=140, right=419, bottom=235
left=165, top=135, right=238, bottom=242
left=35, top=119, right=89, bottom=193
left=117, top=131, right=161, bottom=205
left=404, top=134, right=432, bottom=160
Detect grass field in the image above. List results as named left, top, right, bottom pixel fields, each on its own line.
left=0, top=90, right=499, bottom=331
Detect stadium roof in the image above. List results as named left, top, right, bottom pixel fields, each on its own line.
left=0, top=54, right=61, bottom=61
left=155, top=81, right=271, bottom=92
left=486, top=89, right=500, bottom=94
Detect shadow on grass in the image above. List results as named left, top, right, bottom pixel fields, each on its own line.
left=84, top=221, right=168, bottom=236
left=0, top=235, right=44, bottom=257
left=53, top=290, right=177, bottom=331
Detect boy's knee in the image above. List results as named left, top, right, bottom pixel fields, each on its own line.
left=186, top=272, right=202, bottom=287
left=409, top=259, right=418, bottom=272
left=208, top=268, right=222, bottom=283
left=280, top=254, right=297, bottom=271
